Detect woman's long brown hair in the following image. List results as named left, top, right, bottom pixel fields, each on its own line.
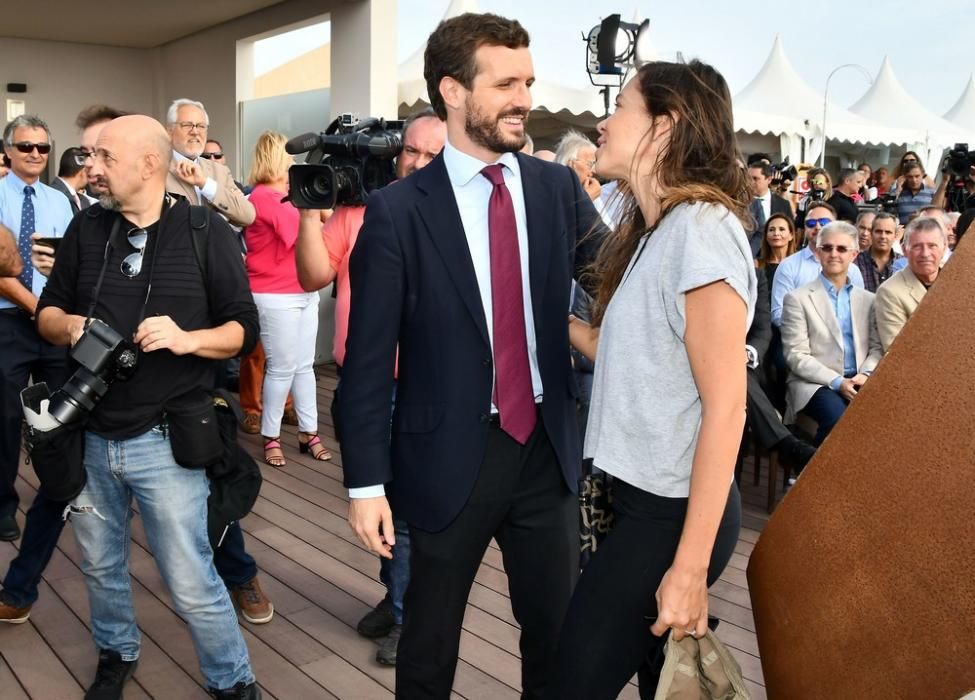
left=588, top=60, right=749, bottom=326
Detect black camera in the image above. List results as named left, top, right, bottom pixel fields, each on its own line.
left=44, top=320, right=138, bottom=426
left=286, top=113, right=404, bottom=209
left=869, top=192, right=899, bottom=215
left=945, top=143, right=975, bottom=179
left=770, top=157, right=798, bottom=184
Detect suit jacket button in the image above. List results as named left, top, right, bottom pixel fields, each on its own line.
left=482, top=357, right=491, bottom=367
left=479, top=414, right=490, bottom=424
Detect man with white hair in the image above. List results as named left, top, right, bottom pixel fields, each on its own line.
left=165, top=99, right=255, bottom=227
left=554, top=129, right=600, bottom=201
left=781, top=221, right=883, bottom=445
left=874, top=216, right=947, bottom=352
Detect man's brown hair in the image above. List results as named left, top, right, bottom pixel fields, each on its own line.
left=423, top=13, right=530, bottom=120
left=75, top=105, right=130, bottom=131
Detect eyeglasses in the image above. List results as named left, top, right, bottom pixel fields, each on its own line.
left=818, top=244, right=852, bottom=254
left=571, top=157, right=596, bottom=169
left=200, top=152, right=223, bottom=160
left=176, top=121, right=208, bottom=132
left=77, top=149, right=96, bottom=163
left=121, top=227, right=149, bottom=278
left=902, top=157, right=918, bottom=163
left=11, top=141, right=52, bottom=155
left=805, top=217, right=833, bottom=227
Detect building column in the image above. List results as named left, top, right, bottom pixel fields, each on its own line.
left=330, top=0, right=398, bottom=120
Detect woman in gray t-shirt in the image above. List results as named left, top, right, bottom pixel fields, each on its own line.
left=550, top=60, right=757, bottom=698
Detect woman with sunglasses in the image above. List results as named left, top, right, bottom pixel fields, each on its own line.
left=795, top=166, right=833, bottom=230
left=244, top=131, right=331, bottom=467
left=552, top=59, right=755, bottom=698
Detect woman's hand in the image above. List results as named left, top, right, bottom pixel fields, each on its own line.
left=650, top=564, right=709, bottom=641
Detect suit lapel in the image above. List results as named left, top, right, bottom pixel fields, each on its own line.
left=850, top=288, right=867, bottom=364
left=904, top=267, right=926, bottom=304
left=516, top=154, right=554, bottom=323
left=415, top=157, right=490, bottom=348
left=809, top=283, right=844, bottom=352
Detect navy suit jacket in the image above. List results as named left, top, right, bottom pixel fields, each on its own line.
left=339, top=153, right=604, bottom=532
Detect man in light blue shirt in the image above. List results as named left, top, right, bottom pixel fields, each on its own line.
left=0, top=114, right=73, bottom=546
left=771, top=201, right=864, bottom=326
left=780, top=221, right=883, bottom=446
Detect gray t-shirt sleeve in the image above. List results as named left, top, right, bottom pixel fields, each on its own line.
left=664, top=205, right=755, bottom=339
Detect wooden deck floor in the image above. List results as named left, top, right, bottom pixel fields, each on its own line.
left=1, top=364, right=781, bottom=699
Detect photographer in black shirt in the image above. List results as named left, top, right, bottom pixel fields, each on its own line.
left=36, top=115, right=262, bottom=699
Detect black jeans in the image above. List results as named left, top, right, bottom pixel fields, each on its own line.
left=549, top=479, right=741, bottom=700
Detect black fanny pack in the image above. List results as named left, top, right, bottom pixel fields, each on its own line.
left=165, top=391, right=223, bottom=469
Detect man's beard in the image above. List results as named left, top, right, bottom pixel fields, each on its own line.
left=98, top=193, right=121, bottom=211
left=464, top=100, right=528, bottom=154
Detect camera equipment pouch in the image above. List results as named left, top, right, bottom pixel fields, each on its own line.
left=21, top=383, right=87, bottom=502
left=207, top=389, right=262, bottom=548
left=165, top=391, right=223, bottom=469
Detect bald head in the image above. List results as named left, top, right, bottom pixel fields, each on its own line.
left=90, top=115, right=173, bottom=212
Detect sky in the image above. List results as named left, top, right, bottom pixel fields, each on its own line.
left=253, top=0, right=973, bottom=116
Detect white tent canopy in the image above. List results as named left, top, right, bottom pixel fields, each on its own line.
left=733, top=36, right=912, bottom=150
left=849, top=57, right=967, bottom=154
left=943, top=75, right=975, bottom=143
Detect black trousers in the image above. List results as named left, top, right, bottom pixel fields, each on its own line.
left=396, top=416, right=577, bottom=700
left=746, top=368, right=791, bottom=450
left=549, top=479, right=741, bottom=700
left=0, top=310, right=69, bottom=517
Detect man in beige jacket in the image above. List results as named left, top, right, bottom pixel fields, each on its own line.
left=781, top=221, right=884, bottom=445
left=874, top=216, right=947, bottom=352
left=165, top=98, right=255, bottom=227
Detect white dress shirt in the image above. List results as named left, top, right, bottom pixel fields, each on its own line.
left=756, top=191, right=771, bottom=222
left=349, top=140, right=545, bottom=500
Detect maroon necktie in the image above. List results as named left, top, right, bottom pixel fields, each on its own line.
left=481, top=164, right=536, bottom=444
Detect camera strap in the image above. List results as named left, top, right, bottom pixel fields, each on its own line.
left=85, top=218, right=121, bottom=324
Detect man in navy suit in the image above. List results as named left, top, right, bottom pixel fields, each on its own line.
left=339, top=13, right=604, bottom=699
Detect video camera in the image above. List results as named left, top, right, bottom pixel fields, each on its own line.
left=286, top=113, right=404, bottom=209
left=770, top=157, right=798, bottom=185
left=946, top=143, right=975, bottom=179
left=21, top=319, right=138, bottom=433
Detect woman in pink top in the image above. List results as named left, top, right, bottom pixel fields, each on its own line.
left=245, top=131, right=330, bottom=466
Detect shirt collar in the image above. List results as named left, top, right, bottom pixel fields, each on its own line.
left=172, top=149, right=198, bottom=166
left=801, top=244, right=818, bottom=260
left=755, top=191, right=771, bottom=202
left=819, top=271, right=852, bottom=294
left=442, top=139, right=521, bottom=188
left=3, top=171, right=35, bottom=193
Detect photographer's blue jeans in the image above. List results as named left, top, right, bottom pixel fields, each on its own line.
left=379, top=518, right=411, bottom=625
left=70, top=428, right=253, bottom=690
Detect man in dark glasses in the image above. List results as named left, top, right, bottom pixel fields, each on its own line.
left=780, top=221, right=883, bottom=445
left=0, top=114, right=74, bottom=545
left=771, top=201, right=866, bottom=327
left=36, top=114, right=262, bottom=699
left=165, top=99, right=255, bottom=227
left=203, top=139, right=247, bottom=194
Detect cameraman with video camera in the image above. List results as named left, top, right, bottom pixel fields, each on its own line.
left=293, top=108, right=446, bottom=666
left=932, top=144, right=975, bottom=214
left=35, top=115, right=262, bottom=699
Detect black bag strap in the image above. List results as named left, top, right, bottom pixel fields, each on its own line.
left=188, top=204, right=210, bottom=276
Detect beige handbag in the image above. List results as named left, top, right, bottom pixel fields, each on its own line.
left=654, top=630, right=751, bottom=700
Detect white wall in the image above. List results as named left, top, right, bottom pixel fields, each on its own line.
left=0, top=38, right=155, bottom=163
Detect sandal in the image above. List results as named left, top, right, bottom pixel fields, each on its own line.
left=298, top=432, right=332, bottom=461
left=263, top=437, right=286, bottom=467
